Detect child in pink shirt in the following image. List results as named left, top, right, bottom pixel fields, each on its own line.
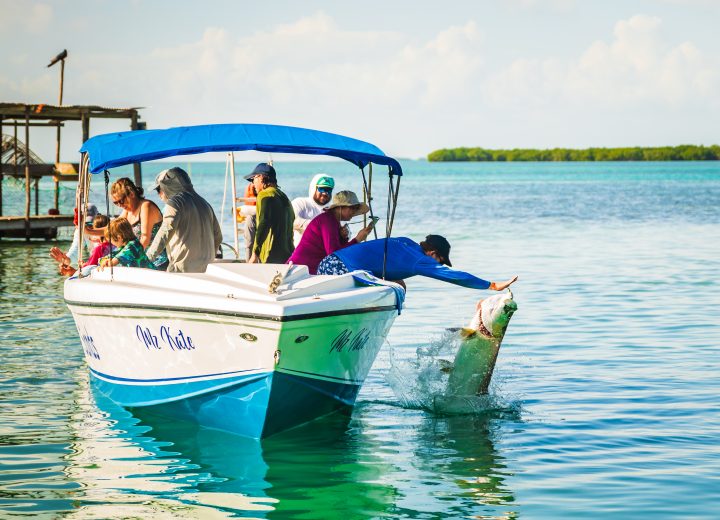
left=50, top=214, right=112, bottom=276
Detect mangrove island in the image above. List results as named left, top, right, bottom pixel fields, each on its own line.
left=427, top=145, right=720, bottom=162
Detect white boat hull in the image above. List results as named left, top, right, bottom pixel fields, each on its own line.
left=65, top=263, right=401, bottom=438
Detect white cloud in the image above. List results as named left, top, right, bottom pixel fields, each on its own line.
left=67, top=12, right=485, bottom=127
left=484, top=14, right=720, bottom=109
left=0, top=1, right=53, bottom=34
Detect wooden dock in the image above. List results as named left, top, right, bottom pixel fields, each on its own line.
left=0, top=214, right=74, bottom=239
left=0, top=102, right=145, bottom=240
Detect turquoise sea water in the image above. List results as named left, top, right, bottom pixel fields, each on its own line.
left=1, top=160, right=719, bottom=518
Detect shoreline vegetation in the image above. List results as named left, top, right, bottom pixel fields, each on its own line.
left=427, top=145, right=720, bottom=162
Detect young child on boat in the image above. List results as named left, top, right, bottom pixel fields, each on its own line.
left=50, top=214, right=112, bottom=276
left=98, top=217, right=156, bottom=270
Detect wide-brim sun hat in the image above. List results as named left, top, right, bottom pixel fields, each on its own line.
left=326, top=190, right=369, bottom=215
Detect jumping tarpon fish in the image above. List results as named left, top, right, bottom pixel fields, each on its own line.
left=443, top=290, right=518, bottom=396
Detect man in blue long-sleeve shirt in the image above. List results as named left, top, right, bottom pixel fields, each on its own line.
left=317, top=234, right=517, bottom=291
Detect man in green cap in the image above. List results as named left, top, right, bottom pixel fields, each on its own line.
left=291, top=173, right=335, bottom=247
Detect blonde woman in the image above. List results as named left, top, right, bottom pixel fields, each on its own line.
left=85, top=177, right=168, bottom=269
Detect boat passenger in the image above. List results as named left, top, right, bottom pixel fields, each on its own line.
left=290, top=174, right=335, bottom=247
left=242, top=181, right=257, bottom=261
left=317, top=235, right=518, bottom=292
left=83, top=177, right=168, bottom=270
left=146, top=167, right=223, bottom=273
left=246, top=163, right=295, bottom=264
left=51, top=214, right=112, bottom=276
left=63, top=203, right=98, bottom=265
left=287, top=190, right=375, bottom=274
left=98, top=218, right=155, bottom=270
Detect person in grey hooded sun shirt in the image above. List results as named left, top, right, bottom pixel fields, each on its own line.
left=146, top=167, right=223, bottom=273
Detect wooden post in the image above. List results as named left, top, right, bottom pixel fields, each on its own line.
left=13, top=123, right=18, bottom=177
left=131, top=112, right=142, bottom=187
left=24, top=110, right=31, bottom=239
left=54, top=57, right=65, bottom=213
left=54, top=121, right=60, bottom=211
left=81, top=112, right=89, bottom=142
left=59, top=59, right=65, bottom=104
left=0, top=117, right=3, bottom=218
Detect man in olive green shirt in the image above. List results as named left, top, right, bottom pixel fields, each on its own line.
left=246, top=163, right=295, bottom=264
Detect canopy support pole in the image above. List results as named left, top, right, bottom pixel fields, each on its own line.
left=229, top=152, right=239, bottom=256
left=360, top=165, right=378, bottom=241
left=105, top=170, right=114, bottom=280
left=381, top=166, right=401, bottom=280
left=76, top=153, right=90, bottom=277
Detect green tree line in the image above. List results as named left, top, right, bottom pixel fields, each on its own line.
left=427, top=145, right=720, bottom=162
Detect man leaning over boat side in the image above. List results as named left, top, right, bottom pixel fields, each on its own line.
left=146, top=167, right=223, bottom=273
left=246, top=163, right=295, bottom=264
left=290, top=173, right=335, bottom=247
left=317, top=234, right=518, bottom=292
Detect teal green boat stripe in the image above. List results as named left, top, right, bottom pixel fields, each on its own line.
left=278, top=367, right=364, bottom=385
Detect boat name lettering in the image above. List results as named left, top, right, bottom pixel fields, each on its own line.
left=80, top=329, right=100, bottom=360
left=135, top=325, right=196, bottom=351
left=160, top=326, right=195, bottom=351
left=329, top=328, right=370, bottom=353
left=136, top=325, right=161, bottom=350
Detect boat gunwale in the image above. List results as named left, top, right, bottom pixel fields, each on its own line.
left=64, top=298, right=398, bottom=322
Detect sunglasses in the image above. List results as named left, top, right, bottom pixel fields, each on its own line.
left=112, top=195, right=127, bottom=206
left=317, top=187, right=332, bottom=194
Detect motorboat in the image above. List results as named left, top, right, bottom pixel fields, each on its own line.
left=65, top=123, right=405, bottom=438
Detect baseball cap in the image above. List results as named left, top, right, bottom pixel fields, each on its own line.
left=315, top=175, right=335, bottom=189
left=244, top=163, right=277, bottom=182
left=424, top=234, right=452, bottom=266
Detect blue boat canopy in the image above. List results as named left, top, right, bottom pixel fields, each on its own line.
left=80, top=123, right=402, bottom=176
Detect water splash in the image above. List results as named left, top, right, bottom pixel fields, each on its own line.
left=386, top=330, right=513, bottom=416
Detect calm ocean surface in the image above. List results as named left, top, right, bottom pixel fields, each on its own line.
left=1, top=160, right=719, bottom=518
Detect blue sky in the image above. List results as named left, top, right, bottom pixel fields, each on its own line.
left=1, top=0, right=719, bottom=161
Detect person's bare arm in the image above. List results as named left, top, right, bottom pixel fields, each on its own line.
left=50, top=247, right=71, bottom=266
left=354, top=220, right=375, bottom=242
left=489, top=275, right=519, bottom=291
left=146, top=206, right=175, bottom=262
left=98, top=256, right=120, bottom=270
left=138, top=201, right=154, bottom=249
left=84, top=209, right=125, bottom=238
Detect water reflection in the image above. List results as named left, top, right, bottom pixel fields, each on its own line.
left=61, top=374, right=517, bottom=518
left=351, top=403, right=519, bottom=519
left=412, top=414, right=517, bottom=517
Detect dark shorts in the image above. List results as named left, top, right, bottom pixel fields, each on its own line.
left=317, top=254, right=349, bottom=275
